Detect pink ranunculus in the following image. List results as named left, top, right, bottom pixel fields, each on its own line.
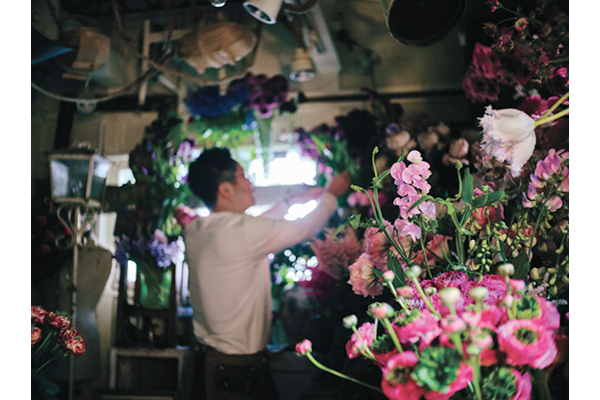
left=460, top=275, right=507, bottom=306
left=479, top=106, right=536, bottom=177
left=497, top=319, right=558, bottom=369
left=381, top=351, right=424, bottom=400
left=393, top=311, right=441, bottom=344
left=347, top=254, right=385, bottom=298
left=373, top=348, right=399, bottom=366
left=31, top=306, right=48, bottom=324
left=531, top=296, right=561, bottom=331
left=295, top=339, right=312, bottom=355
left=31, top=326, right=42, bottom=347
left=511, top=369, right=533, bottom=400
left=345, top=322, right=376, bottom=359
left=424, top=362, right=474, bottom=400
left=46, top=312, right=72, bottom=330
left=434, top=271, right=469, bottom=290
left=480, top=304, right=506, bottom=327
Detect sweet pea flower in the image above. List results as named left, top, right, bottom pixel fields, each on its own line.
left=479, top=106, right=536, bottom=177
left=545, top=196, right=563, bottom=212
left=557, top=167, right=569, bottom=192
left=295, top=339, right=312, bottom=355
left=535, top=149, right=562, bottom=180
left=497, top=319, right=558, bottom=369
left=348, top=254, right=386, bottom=298
left=407, top=150, right=423, bottom=164
left=381, top=351, right=424, bottom=400
left=345, top=322, right=375, bottom=359
left=394, top=219, right=421, bottom=241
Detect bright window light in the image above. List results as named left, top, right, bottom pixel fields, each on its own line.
left=249, top=149, right=317, bottom=187
left=127, top=260, right=137, bottom=283
left=118, top=169, right=136, bottom=186
left=284, top=200, right=318, bottom=221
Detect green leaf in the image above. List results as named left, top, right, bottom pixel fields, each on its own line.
left=348, top=214, right=362, bottom=229
left=461, top=168, right=474, bottom=205
left=512, top=251, right=531, bottom=280
left=472, top=190, right=506, bottom=209
left=331, top=221, right=350, bottom=240
left=436, top=199, right=456, bottom=215
left=406, top=195, right=435, bottom=214
left=387, top=252, right=406, bottom=287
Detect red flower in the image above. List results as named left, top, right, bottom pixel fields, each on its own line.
left=514, top=17, right=529, bottom=32
left=46, top=312, right=72, bottom=330
left=61, top=328, right=86, bottom=357
left=31, top=306, right=48, bottom=324
left=31, top=326, right=42, bottom=347
left=381, top=351, right=424, bottom=400
left=497, top=319, right=557, bottom=369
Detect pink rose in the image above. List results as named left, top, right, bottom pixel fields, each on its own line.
left=31, top=306, right=48, bottom=324
left=345, top=323, right=375, bottom=359
left=295, top=339, right=312, bottom=355
left=347, top=254, right=385, bottom=298
left=381, top=351, right=424, bottom=400
left=31, top=326, right=42, bottom=347
left=497, top=319, right=558, bottom=369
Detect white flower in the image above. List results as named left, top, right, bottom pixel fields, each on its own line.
left=479, top=106, right=536, bottom=177
left=407, top=150, right=423, bottom=164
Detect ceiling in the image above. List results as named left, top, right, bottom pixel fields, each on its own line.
left=32, top=0, right=477, bottom=106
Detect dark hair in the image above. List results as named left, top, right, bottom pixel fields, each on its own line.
left=188, top=148, right=238, bottom=210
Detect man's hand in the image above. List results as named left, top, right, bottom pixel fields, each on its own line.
left=326, top=171, right=352, bottom=198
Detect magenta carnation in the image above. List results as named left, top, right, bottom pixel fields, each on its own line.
left=460, top=274, right=507, bottom=306
left=381, top=351, right=424, bottom=400
left=497, top=319, right=558, bottom=369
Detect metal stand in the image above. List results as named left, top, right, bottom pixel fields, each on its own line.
left=56, top=203, right=99, bottom=400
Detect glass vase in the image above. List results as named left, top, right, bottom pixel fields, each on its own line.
left=137, top=261, right=172, bottom=310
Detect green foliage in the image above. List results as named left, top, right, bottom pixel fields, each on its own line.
left=411, top=346, right=462, bottom=392
left=481, top=367, right=518, bottom=400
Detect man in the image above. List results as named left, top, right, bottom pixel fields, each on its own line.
left=181, top=147, right=351, bottom=400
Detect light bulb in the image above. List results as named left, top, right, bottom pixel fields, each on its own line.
left=210, top=0, right=227, bottom=7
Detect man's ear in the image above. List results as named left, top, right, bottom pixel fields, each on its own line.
left=218, top=181, right=235, bottom=200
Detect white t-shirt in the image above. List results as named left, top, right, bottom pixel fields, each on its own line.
left=184, top=193, right=338, bottom=355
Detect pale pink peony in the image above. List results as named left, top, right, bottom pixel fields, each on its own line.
left=424, top=362, right=474, bottom=400
left=381, top=351, right=424, bottom=400
left=393, top=311, right=441, bottom=344
left=479, top=106, right=536, bottom=177
left=511, top=369, right=533, bottom=400
left=347, top=254, right=386, bottom=298
left=345, top=322, right=376, bottom=359
left=497, top=319, right=557, bottom=369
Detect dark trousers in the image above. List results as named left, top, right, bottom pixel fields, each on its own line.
left=193, top=344, right=278, bottom=400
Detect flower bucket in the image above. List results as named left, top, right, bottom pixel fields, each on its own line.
left=137, top=261, right=172, bottom=310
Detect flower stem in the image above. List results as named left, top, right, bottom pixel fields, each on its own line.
left=351, top=327, right=377, bottom=361
left=539, top=92, right=569, bottom=121
left=472, top=357, right=483, bottom=400
left=34, top=357, right=56, bottom=373
left=412, top=277, right=442, bottom=319
left=381, top=317, right=403, bottom=353
left=532, top=368, right=552, bottom=400
left=387, top=281, right=411, bottom=315
left=535, top=107, right=569, bottom=127
left=419, top=233, right=434, bottom=280
left=305, top=352, right=384, bottom=394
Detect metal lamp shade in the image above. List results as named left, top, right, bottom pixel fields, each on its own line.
left=49, top=150, right=111, bottom=208
left=243, top=0, right=283, bottom=25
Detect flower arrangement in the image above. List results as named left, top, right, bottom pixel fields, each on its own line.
left=293, top=75, right=569, bottom=398
left=462, top=1, right=568, bottom=105
left=31, top=306, right=86, bottom=399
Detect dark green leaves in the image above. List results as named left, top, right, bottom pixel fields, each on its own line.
left=512, top=251, right=531, bottom=280
left=461, top=168, right=474, bottom=205
left=472, top=190, right=506, bottom=209
left=387, top=252, right=406, bottom=287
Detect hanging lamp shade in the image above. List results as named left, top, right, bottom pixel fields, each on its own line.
left=49, top=145, right=111, bottom=208
left=379, top=0, right=466, bottom=46
left=243, top=0, right=283, bottom=25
